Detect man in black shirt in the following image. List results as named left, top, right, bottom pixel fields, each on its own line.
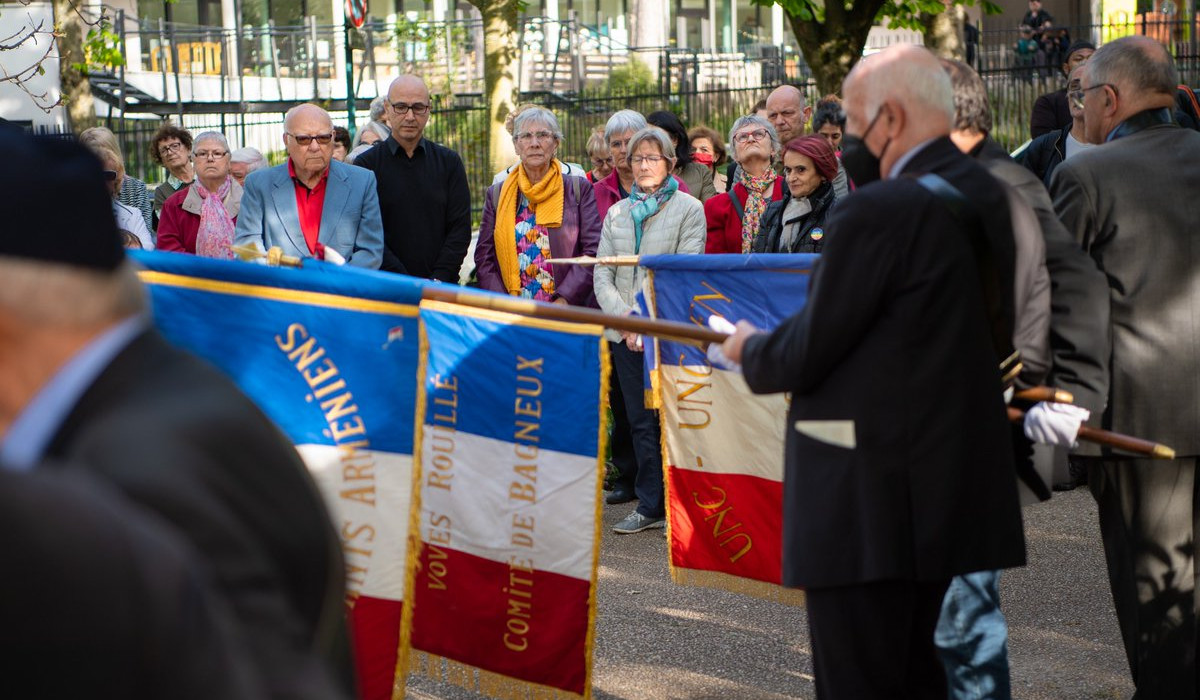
left=355, top=75, right=471, bottom=282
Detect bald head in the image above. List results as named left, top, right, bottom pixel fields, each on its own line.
left=842, top=45, right=955, bottom=178
left=386, top=74, right=432, bottom=152
left=765, top=85, right=810, bottom=144
left=284, top=103, right=332, bottom=133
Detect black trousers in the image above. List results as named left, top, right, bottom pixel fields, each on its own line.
left=806, top=578, right=950, bottom=700
left=608, top=341, right=664, bottom=518
left=1090, top=457, right=1199, bottom=699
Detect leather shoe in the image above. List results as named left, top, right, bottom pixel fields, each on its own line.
left=605, top=488, right=636, bottom=505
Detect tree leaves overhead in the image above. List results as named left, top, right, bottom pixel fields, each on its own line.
left=751, top=0, right=1001, bottom=93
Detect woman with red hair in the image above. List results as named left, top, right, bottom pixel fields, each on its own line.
left=752, top=135, right=840, bottom=254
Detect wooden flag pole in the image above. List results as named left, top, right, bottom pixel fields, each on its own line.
left=1006, top=406, right=1175, bottom=459
left=419, top=287, right=726, bottom=346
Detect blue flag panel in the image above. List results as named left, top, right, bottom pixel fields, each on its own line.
left=133, top=251, right=425, bottom=454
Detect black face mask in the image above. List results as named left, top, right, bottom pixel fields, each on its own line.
left=840, top=108, right=889, bottom=187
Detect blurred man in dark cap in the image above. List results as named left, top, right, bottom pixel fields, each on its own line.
left=1031, top=39, right=1096, bottom=138
left=0, top=131, right=352, bottom=700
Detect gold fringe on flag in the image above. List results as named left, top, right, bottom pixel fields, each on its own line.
left=393, top=310, right=435, bottom=700
left=408, top=648, right=590, bottom=699
left=584, top=336, right=610, bottom=698
left=671, top=567, right=807, bottom=606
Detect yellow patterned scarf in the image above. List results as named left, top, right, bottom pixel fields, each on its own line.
left=494, top=160, right=564, bottom=295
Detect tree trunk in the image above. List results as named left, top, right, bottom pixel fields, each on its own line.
left=921, top=4, right=966, bottom=60
left=630, top=0, right=667, bottom=83
left=54, top=0, right=96, bottom=132
left=470, top=0, right=520, bottom=176
left=785, top=0, right=886, bottom=95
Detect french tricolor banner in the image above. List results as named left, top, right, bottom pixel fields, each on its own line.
left=400, top=299, right=607, bottom=700
left=132, top=251, right=422, bottom=700
left=640, top=254, right=816, bottom=603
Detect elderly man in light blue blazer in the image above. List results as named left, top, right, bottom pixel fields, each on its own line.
left=235, top=104, right=385, bottom=269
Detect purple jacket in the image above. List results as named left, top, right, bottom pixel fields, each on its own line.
left=593, top=170, right=692, bottom=224
left=476, top=173, right=602, bottom=307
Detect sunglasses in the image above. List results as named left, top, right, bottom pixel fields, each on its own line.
left=287, top=133, right=334, bottom=146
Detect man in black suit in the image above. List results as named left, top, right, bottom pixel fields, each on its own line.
left=722, top=45, right=1026, bottom=699
left=0, top=133, right=350, bottom=699
left=0, top=467, right=265, bottom=699
left=1051, top=36, right=1200, bottom=698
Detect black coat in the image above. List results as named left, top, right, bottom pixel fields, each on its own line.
left=0, top=468, right=265, bottom=699
left=1019, top=123, right=1070, bottom=189
left=741, top=137, right=1026, bottom=589
left=43, top=330, right=351, bottom=700
left=751, top=180, right=837, bottom=253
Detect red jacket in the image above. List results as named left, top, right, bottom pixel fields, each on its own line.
left=703, top=178, right=784, bottom=254
left=157, top=181, right=242, bottom=254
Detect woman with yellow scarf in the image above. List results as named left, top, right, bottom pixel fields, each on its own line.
left=475, top=107, right=601, bottom=306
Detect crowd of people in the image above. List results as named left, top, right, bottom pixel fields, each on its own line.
left=2, top=31, right=1200, bottom=700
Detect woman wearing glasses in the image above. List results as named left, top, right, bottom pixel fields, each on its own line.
left=157, top=131, right=242, bottom=259
left=594, top=126, right=705, bottom=535
left=703, top=116, right=785, bottom=254
left=148, top=124, right=196, bottom=231
left=476, top=107, right=601, bottom=305
left=752, top=135, right=840, bottom=254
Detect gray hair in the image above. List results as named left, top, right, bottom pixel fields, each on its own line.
left=941, top=58, right=992, bottom=135
left=230, top=147, right=268, bottom=171
left=1088, top=36, right=1178, bottom=99
left=511, top=107, right=563, bottom=145
left=368, top=95, right=388, bottom=121
left=728, top=115, right=781, bottom=163
left=857, top=50, right=955, bottom=126
left=192, top=131, right=230, bottom=155
left=605, top=110, right=647, bottom=143
left=625, top=126, right=676, bottom=168
left=0, top=258, right=146, bottom=326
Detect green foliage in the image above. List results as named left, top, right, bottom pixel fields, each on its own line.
left=583, top=59, right=655, bottom=98
left=73, top=16, right=125, bottom=74
left=754, top=0, right=1002, bottom=29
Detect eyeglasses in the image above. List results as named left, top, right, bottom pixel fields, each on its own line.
left=1069, top=83, right=1117, bottom=110
left=390, top=102, right=430, bottom=116
left=194, top=150, right=229, bottom=160
left=631, top=155, right=666, bottom=165
left=516, top=131, right=555, bottom=143
left=102, top=170, right=118, bottom=181
left=733, top=129, right=769, bottom=144
left=158, top=142, right=184, bottom=156
left=591, top=156, right=614, bottom=167
left=287, top=133, right=334, bottom=146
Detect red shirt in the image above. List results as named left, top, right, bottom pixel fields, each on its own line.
left=288, top=159, right=329, bottom=255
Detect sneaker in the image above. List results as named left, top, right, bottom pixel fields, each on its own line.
left=613, top=510, right=665, bottom=534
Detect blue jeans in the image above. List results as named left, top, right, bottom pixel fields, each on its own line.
left=934, top=570, right=1012, bottom=700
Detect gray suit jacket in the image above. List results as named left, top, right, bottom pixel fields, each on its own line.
left=234, top=159, right=384, bottom=269
left=1051, top=120, right=1200, bottom=455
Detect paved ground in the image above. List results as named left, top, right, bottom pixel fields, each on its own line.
left=409, top=486, right=1133, bottom=700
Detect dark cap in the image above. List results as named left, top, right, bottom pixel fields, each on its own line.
left=1066, top=40, right=1097, bottom=61
left=0, top=130, right=124, bottom=271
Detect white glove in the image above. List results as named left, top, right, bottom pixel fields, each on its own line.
left=1023, top=402, right=1091, bottom=448
left=322, top=246, right=347, bottom=266
left=705, top=315, right=741, bottom=373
